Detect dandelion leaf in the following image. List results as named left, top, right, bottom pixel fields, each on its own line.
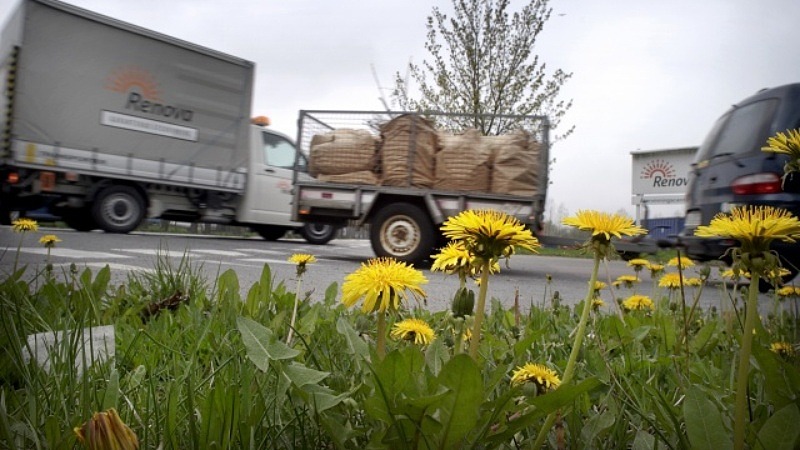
left=683, top=386, right=732, bottom=450
left=756, top=403, right=800, bottom=450
left=237, top=317, right=299, bottom=372
left=283, top=363, right=329, bottom=388
left=435, top=354, right=482, bottom=448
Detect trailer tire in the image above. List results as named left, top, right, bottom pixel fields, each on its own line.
left=92, top=185, right=146, bottom=233
left=300, top=223, right=337, bottom=245
left=62, top=207, right=97, bottom=232
left=370, top=203, right=435, bottom=266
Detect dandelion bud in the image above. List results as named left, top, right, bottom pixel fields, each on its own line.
left=451, top=287, right=475, bottom=318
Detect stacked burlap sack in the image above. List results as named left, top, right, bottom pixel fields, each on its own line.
left=309, top=129, right=379, bottom=185
left=434, top=129, right=491, bottom=192
left=379, top=114, right=438, bottom=188
left=482, top=129, right=542, bottom=196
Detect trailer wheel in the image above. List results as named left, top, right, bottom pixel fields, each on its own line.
left=92, top=185, right=145, bottom=233
left=252, top=225, right=287, bottom=241
left=300, top=223, right=337, bottom=245
left=62, top=207, right=97, bottom=232
left=370, top=203, right=435, bottom=266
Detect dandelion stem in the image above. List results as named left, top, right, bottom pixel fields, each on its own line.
left=377, top=311, right=387, bottom=360
left=468, top=260, right=491, bottom=360
left=286, top=276, right=303, bottom=345
left=733, top=266, right=761, bottom=450
left=533, top=252, right=602, bottom=448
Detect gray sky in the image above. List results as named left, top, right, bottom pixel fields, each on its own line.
left=3, top=0, right=799, bottom=220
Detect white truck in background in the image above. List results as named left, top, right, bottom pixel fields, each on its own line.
left=0, top=0, right=337, bottom=244
left=291, top=110, right=550, bottom=265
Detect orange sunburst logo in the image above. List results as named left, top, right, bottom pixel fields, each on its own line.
left=105, top=67, right=161, bottom=101
left=640, top=159, right=675, bottom=179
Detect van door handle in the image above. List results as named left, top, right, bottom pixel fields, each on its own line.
left=264, top=168, right=275, bottom=173
left=709, top=176, right=717, bottom=182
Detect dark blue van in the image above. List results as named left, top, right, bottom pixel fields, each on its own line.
left=680, top=83, right=800, bottom=283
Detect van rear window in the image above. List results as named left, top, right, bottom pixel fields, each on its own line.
left=695, top=98, right=778, bottom=162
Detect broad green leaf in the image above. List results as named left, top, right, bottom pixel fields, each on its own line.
left=435, top=354, right=483, bottom=449
left=91, top=265, right=111, bottom=298
left=689, top=321, right=718, bottom=355
left=336, top=317, right=369, bottom=359
left=324, top=282, right=339, bottom=304
left=299, top=384, right=348, bottom=412
left=123, top=365, right=146, bottom=390
left=283, top=363, right=329, bottom=388
left=756, top=403, right=800, bottom=450
left=424, top=338, right=449, bottom=376
left=751, top=344, right=795, bottom=409
left=630, top=325, right=653, bottom=343
left=580, top=410, right=615, bottom=444
left=101, top=368, right=119, bottom=410
left=237, top=316, right=299, bottom=372
left=683, top=386, right=732, bottom=450
left=632, top=430, right=656, bottom=450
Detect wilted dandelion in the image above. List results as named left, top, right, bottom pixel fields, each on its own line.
left=74, top=408, right=139, bottom=450
left=286, top=254, right=317, bottom=345
left=510, top=363, right=561, bottom=392
left=695, top=205, right=800, bottom=450
left=12, top=218, right=38, bottom=233
left=762, top=128, right=800, bottom=174
left=342, top=257, right=427, bottom=359
left=390, top=318, right=435, bottom=346
left=770, top=341, right=795, bottom=357
left=623, top=294, right=654, bottom=311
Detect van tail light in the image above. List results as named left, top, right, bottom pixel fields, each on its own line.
left=731, top=173, right=782, bottom=195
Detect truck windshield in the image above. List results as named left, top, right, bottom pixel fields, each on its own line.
left=694, top=99, right=778, bottom=164
left=263, top=132, right=305, bottom=170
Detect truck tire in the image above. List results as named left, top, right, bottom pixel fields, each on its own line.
left=92, top=185, right=146, bottom=233
left=370, top=203, right=435, bottom=266
left=62, top=207, right=97, bottom=232
left=252, top=225, right=287, bottom=241
left=300, top=223, right=337, bottom=245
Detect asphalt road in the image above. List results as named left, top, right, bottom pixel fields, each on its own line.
left=0, top=227, right=781, bottom=314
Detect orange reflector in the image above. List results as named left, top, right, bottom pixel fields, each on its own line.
left=65, top=172, right=79, bottom=182
left=7, top=172, right=19, bottom=184
left=40, top=172, right=56, bottom=191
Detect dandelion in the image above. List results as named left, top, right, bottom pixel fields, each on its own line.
left=658, top=273, right=686, bottom=289
left=647, top=263, right=665, bottom=277
left=510, top=363, right=561, bottom=392
left=39, top=234, right=61, bottom=248
left=769, top=341, right=795, bottom=357
left=721, top=268, right=746, bottom=281
left=623, top=294, right=654, bottom=311
left=286, top=254, right=317, bottom=345
left=762, top=128, right=800, bottom=174
left=74, top=408, right=139, bottom=450
left=441, top=209, right=539, bottom=360
left=534, top=210, right=644, bottom=448
left=592, top=281, right=607, bottom=294
left=613, top=275, right=640, bottom=289
left=591, top=298, right=605, bottom=311
left=694, top=205, right=800, bottom=450
left=11, top=217, right=38, bottom=233
left=666, top=256, right=695, bottom=270
left=342, top=257, right=427, bottom=359
left=777, top=286, right=800, bottom=298
left=684, top=277, right=703, bottom=287
left=431, top=241, right=499, bottom=288
left=627, top=258, right=650, bottom=269
left=390, top=318, right=435, bottom=346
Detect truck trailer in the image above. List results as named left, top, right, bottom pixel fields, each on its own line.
left=0, top=0, right=336, bottom=244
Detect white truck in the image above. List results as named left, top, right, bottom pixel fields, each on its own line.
left=0, top=0, right=337, bottom=244
left=291, top=110, right=550, bottom=265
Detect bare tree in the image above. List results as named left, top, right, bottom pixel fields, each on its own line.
left=393, top=0, right=573, bottom=139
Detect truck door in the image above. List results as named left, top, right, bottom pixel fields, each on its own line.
left=248, top=130, right=302, bottom=226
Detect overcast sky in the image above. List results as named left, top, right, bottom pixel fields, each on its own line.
left=2, top=0, right=799, bottom=220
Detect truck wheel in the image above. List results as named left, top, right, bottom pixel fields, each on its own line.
left=252, top=225, right=287, bottom=241
left=300, top=223, right=337, bottom=245
left=92, top=185, right=145, bottom=233
left=370, top=203, right=435, bottom=266
left=62, top=207, right=97, bottom=231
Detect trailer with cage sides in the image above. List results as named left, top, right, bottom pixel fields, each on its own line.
left=291, top=110, right=551, bottom=265
left=0, top=0, right=337, bottom=244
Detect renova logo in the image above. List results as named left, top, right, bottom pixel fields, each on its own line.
left=105, top=67, right=193, bottom=122
left=640, top=159, right=687, bottom=188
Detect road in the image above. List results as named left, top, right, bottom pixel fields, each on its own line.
left=0, top=227, right=781, bottom=314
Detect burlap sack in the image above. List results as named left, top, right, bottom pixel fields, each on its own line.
left=317, top=170, right=379, bottom=185
left=434, top=129, right=491, bottom=192
left=483, top=129, right=541, bottom=196
left=379, top=114, right=438, bottom=187
left=309, top=129, right=379, bottom=177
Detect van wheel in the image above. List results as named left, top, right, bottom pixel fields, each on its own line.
left=370, top=203, right=435, bottom=266
left=62, top=207, right=97, bottom=231
left=300, top=223, right=337, bottom=245
left=92, top=186, right=146, bottom=233
left=252, top=225, right=287, bottom=241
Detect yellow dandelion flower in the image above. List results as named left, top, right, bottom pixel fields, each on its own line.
left=288, top=253, right=316, bottom=276
left=510, top=363, right=561, bottom=390
left=74, top=408, right=139, bottom=450
left=440, top=209, right=540, bottom=260
left=666, top=256, right=695, bottom=269
left=658, top=273, right=685, bottom=289
left=431, top=241, right=500, bottom=275
left=12, top=218, right=39, bottom=233
left=770, top=341, right=795, bottom=357
left=342, top=257, right=427, bottom=313
left=647, top=263, right=665, bottom=276
left=623, top=294, right=654, bottom=311
left=612, top=274, right=640, bottom=288
left=777, top=286, right=800, bottom=298
left=592, top=281, right=607, bottom=292
left=39, top=234, right=61, bottom=248
left=721, top=268, right=747, bottom=280
left=562, top=210, right=646, bottom=242
left=627, top=258, right=650, bottom=269
left=684, top=277, right=703, bottom=287
left=695, top=206, right=800, bottom=253
left=592, top=298, right=605, bottom=310
left=762, top=128, right=800, bottom=173
left=390, top=318, right=435, bottom=346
